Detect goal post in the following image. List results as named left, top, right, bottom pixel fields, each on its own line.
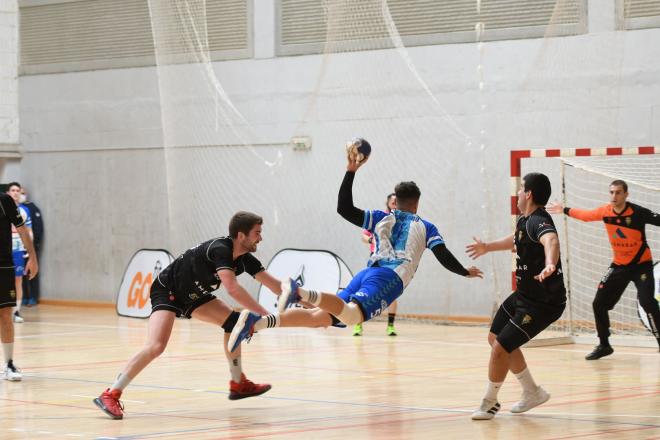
left=510, top=146, right=659, bottom=347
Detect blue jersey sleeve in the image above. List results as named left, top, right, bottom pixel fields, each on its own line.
left=362, top=210, right=389, bottom=233
left=423, top=220, right=444, bottom=249
left=19, top=205, right=32, bottom=228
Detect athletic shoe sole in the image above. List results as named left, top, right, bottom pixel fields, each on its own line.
left=228, top=310, right=252, bottom=353
left=228, top=383, right=272, bottom=400
left=93, top=397, right=123, bottom=420
left=277, top=279, right=299, bottom=313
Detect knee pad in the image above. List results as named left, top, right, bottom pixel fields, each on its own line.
left=334, top=302, right=364, bottom=326
left=222, top=310, right=240, bottom=333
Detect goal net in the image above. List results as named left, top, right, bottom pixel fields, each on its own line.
left=141, top=0, right=655, bottom=330
left=517, top=147, right=660, bottom=347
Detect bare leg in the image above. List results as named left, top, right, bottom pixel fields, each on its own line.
left=387, top=300, right=398, bottom=314
left=279, top=308, right=333, bottom=327
left=488, top=340, right=511, bottom=383
left=0, top=308, right=13, bottom=344
left=488, top=332, right=526, bottom=374
left=120, top=310, right=176, bottom=380
left=190, top=300, right=239, bottom=365
left=14, top=276, right=22, bottom=314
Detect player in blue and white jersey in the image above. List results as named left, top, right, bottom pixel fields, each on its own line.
left=6, top=182, right=32, bottom=323
left=228, top=148, right=483, bottom=352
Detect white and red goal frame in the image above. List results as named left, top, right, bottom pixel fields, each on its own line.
left=509, top=145, right=657, bottom=289
left=508, top=145, right=658, bottom=345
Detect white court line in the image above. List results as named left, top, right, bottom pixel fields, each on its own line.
left=17, top=330, right=112, bottom=339
left=264, top=330, right=659, bottom=356
left=71, top=394, right=146, bottom=404
left=16, top=321, right=130, bottom=330
left=536, top=411, right=660, bottom=419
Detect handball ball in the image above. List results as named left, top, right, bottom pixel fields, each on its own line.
left=346, top=137, right=372, bottom=163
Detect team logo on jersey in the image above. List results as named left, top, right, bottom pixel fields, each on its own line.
left=612, top=228, right=627, bottom=239
left=189, top=293, right=199, bottom=300
left=9, top=289, right=15, bottom=299
left=522, top=314, right=532, bottom=325
left=641, top=273, right=647, bottom=281
left=625, top=217, right=632, bottom=225
left=518, top=230, right=524, bottom=241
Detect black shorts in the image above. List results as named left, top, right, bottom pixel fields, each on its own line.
left=490, top=291, right=565, bottom=353
left=150, top=270, right=215, bottom=319
left=0, top=268, right=17, bottom=309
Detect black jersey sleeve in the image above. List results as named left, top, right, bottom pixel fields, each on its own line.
left=431, top=244, right=470, bottom=276
left=528, top=212, right=557, bottom=242
left=0, top=194, right=24, bottom=227
left=239, top=253, right=265, bottom=277
left=208, top=241, right=235, bottom=272
left=337, top=171, right=365, bottom=227
left=640, top=206, right=660, bottom=227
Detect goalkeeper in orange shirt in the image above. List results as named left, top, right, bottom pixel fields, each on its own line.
left=547, top=179, right=660, bottom=359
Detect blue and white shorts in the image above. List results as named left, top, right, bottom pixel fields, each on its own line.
left=12, top=251, right=26, bottom=277
left=337, top=266, right=404, bottom=322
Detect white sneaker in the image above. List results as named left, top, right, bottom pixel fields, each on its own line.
left=471, top=399, right=501, bottom=420
left=2, top=360, right=22, bottom=381
left=13, top=311, right=24, bottom=323
left=510, top=386, right=550, bottom=413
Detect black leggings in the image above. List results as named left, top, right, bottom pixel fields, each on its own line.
left=593, top=261, right=660, bottom=341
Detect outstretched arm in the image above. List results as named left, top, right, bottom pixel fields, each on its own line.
left=255, top=271, right=282, bottom=296
left=432, top=244, right=483, bottom=278
left=337, top=147, right=369, bottom=227
left=643, top=207, right=660, bottom=227
left=466, top=234, right=514, bottom=259
left=218, top=269, right=269, bottom=315
left=547, top=201, right=605, bottom=222
left=337, top=171, right=365, bottom=227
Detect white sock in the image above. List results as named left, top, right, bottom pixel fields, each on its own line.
left=298, top=288, right=321, bottom=306
left=111, top=373, right=133, bottom=392
left=255, top=314, right=280, bottom=331
left=2, top=343, right=13, bottom=363
left=514, top=368, right=538, bottom=393
left=483, top=381, right=503, bottom=401
left=15, top=303, right=21, bottom=313
left=228, top=356, right=242, bottom=382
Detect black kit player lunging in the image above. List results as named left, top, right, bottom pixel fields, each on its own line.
left=467, top=173, right=566, bottom=420
left=94, top=212, right=283, bottom=420
left=548, top=179, right=660, bottom=359
left=0, top=192, right=38, bottom=381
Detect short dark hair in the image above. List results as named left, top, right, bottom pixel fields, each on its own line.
left=6, top=181, right=21, bottom=191
left=610, top=179, right=628, bottom=193
left=386, top=193, right=396, bottom=210
left=394, top=181, right=421, bottom=205
left=229, top=211, right=263, bottom=238
left=523, top=173, right=551, bottom=206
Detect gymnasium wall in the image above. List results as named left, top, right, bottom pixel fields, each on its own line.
left=15, top=0, right=660, bottom=316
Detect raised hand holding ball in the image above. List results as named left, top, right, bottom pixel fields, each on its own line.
left=345, top=137, right=372, bottom=164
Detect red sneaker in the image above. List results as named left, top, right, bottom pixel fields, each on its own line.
left=228, top=374, right=271, bottom=400
left=93, top=388, right=124, bottom=419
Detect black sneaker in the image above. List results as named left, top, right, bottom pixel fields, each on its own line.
left=585, top=344, right=614, bottom=360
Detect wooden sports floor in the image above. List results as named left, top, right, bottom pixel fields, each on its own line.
left=2, top=305, right=659, bottom=439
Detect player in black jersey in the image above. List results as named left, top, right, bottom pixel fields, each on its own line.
left=0, top=192, right=38, bottom=382
left=466, top=173, right=566, bottom=420
left=94, top=212, right=284, bottom=420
